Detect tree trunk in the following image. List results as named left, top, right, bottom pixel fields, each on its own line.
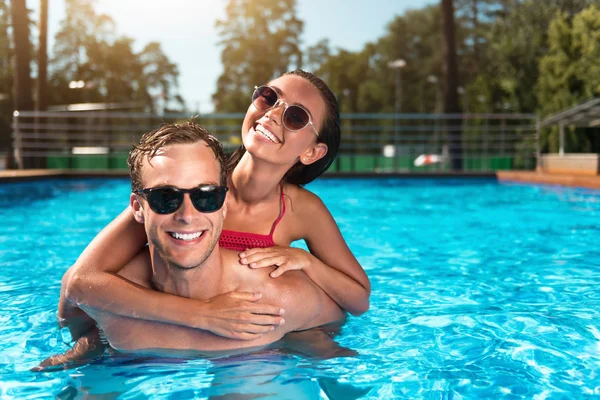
left=10, top=0, right=33, bottom=111
left=472, top=0, right=479, bottom=72
left=36, top=0, right=48, bottom=111
left=34, top=0, right=49, bottom=168
left=11, top=0, right=34, bottom=168
left=441, top=0, right=463, bottom=170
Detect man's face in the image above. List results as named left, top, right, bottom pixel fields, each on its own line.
left=131, top=141, right=226, bottom=270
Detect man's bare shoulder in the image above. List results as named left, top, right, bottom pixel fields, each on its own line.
left=221, top=248, right=343, bottom=331
left=221, top=248, right=276, bottom=285
left=222, top=248, right=310, bottom=292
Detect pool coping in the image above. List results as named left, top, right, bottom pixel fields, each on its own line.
left=497, top=171, right=600, bottom=190
left=0, top=169, right=498, bottom=183
left=2, top=169, right=600, bottom=190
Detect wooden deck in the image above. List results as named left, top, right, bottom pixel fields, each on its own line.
left=0, top=169, right=67, bottom=180
left=0, top=169, right=128, bottom=182
left=497, top=171, right=600, bottom=190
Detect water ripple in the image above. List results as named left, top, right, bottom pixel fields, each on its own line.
left=2, top=178, right=600, bottom=398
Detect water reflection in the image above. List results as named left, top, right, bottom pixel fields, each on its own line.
left=53, top=325, right=371, bottom=399
left=0, top=178, right=128, bottom=209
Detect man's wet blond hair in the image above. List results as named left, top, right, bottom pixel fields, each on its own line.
left=128, top=121, right=227, bottom=192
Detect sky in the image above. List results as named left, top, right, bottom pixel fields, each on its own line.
left=37, top=0, right=435, bottom=113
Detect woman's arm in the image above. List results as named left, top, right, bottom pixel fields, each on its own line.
left=83, top=262, right=344, bottom=355
left=240, top=190, right=371, bottom=316
left=57, top=206, right=147, bottom=338
left=301, top=197, right=371, bottom=314
left=65, top=207, right=285, bottom=339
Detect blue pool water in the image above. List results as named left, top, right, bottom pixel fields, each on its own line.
left=1, top=177, right=600, bottom=398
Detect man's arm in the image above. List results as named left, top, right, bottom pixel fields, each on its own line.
left=79, top=262, right=344, bottom=355
left=31, top=327, right=105, bottom=372
left=77, top=251, right=274, bottom=354
left=33, top=249, right=153, bottom=371
left=57, top=268, right=97, bottom=340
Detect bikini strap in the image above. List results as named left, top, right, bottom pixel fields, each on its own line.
left=269, top=182, right=286, bottom=236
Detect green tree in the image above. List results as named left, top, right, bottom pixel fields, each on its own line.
left=473, top=0, right=596, bottom=113
left=455, top=0, right=497, bottom=76
left=307, top=6, right=446, bottom=114
left=537, top=12, right=580, bottom=117
left=50, top=0, right=182, bottom=112
left=307, top=42, right=375, bottom=113
left=572, top=5, right=600, bottom=99
left=374, top=6, right=445, bottom=114
left=213, top=0, right=303, bottom=112
left=537, top=5, right=600, bottom=152
left=138, top=42, right=182, bottom=113
left=49, top=0, right=116, bottom=105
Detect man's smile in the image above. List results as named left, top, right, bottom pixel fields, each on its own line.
left=167, top=230, right=206, bottom=242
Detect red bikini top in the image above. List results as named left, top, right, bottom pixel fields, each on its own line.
left=219, top=185, right=286, bottom=251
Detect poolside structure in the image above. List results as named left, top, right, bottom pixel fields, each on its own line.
left=537, top=98, right=600, bottom=175
left=497, top=98, right=600, bottom=189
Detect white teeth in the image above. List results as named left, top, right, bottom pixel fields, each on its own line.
left=170, top=232, right=203, bottom=241
left=255, top=125, right=279, bottom=143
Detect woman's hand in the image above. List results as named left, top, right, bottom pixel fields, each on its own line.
left=239, top=246, right=314, bottom=278
left=201, top=291, right=286, bottom=340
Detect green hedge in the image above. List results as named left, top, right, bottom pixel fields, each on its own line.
left=47, top=153, right=129, bottom=170
left=47, top=154, right=512, bottom=172
left=328, top=155, right=512, bottom=172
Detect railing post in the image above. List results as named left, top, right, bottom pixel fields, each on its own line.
left=13, top=110, right=23, bottom=169
left=483, top=115, right=489, bottom=171
left=559, top=122, right=565, bottom=156
left=535, top=116, right=541, bottom=172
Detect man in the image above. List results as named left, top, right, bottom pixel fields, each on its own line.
left=62, top=122, right=343, bottom=355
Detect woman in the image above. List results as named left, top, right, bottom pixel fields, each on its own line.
left=60, top=69, right=370, bottom=344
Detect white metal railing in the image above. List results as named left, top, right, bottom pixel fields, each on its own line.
left=11, top=111, right=538, bottom=173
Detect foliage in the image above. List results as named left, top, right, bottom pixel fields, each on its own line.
left=470, top=0, right=596, bottom=113
left=306, top=5, right=445, bottom=114
left=213, top=0, right=303, bottom=112
left=537, top=5, right=600, bottom=152
left=572, top=5, right=600, bottom=100
left=49, top=0, right=182, bottom=112
left=2, top=0, right=599, bottom=155
left=294, top=0, right=597, bottom=117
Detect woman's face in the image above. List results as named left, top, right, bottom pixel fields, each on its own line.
left=241, top=74, right=327, bottom=167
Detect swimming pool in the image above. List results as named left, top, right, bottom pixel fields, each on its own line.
left=1, top=177, right=599, bottom=398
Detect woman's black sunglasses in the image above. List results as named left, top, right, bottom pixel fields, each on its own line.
left=252, top=85, right=319, bottom=137
left=135, top=185, right=228, bottom=214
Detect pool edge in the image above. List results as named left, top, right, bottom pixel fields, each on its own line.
left=497, top=171, right=600, bottom=190
left=0, top=169, right=499, bottom=183
left=6, top=170, right=600, bottom=190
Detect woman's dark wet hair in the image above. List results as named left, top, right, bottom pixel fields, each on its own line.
left=226, top=69, right=341, bottom=186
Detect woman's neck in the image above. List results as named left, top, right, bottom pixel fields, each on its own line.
left=229, top=152, right=290, bottom=205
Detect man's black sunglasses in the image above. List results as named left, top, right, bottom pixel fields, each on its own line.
left=135, top=185, right=228, bottom=214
